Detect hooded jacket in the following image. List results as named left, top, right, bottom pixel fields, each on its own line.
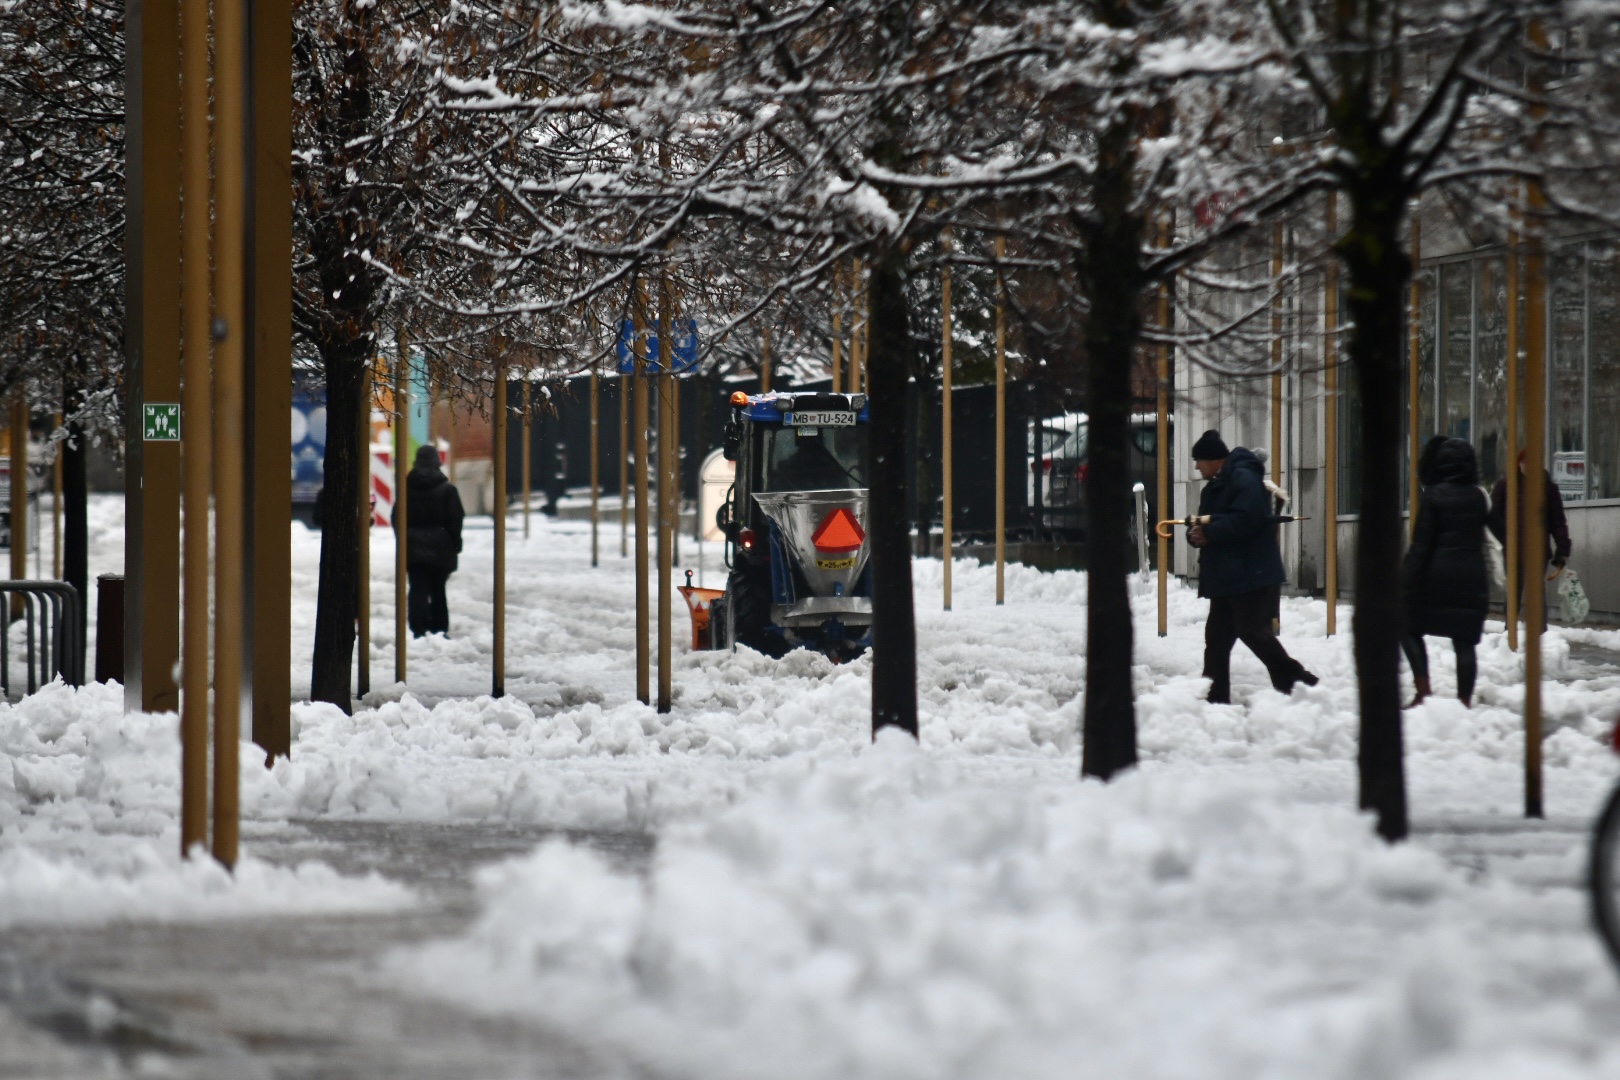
left=1194, top=447, right=1287, bottom=599
left=392, top=458, right=465, bottom=573
left=1403, top=438, right=1488, bottom=644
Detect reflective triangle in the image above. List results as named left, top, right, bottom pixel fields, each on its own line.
left=812, top=507, right=866, bottom=552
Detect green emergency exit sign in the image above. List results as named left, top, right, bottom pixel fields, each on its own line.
left=143, top=403, right=180, bottom=441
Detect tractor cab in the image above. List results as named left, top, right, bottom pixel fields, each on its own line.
left=710, top=390, right=872, bottom=659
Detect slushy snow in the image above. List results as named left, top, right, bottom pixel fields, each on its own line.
left=3, top=495, right=1620, bottom=1076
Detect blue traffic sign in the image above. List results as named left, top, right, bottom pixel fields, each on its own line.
left=616, top=318, right=698, bottom=374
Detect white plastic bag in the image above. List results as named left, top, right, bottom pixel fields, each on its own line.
left=1483, top=528, right=1507, bottom=590
left=1556, top=567, right=1591, bottom=624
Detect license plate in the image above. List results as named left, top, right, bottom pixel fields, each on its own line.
left=787, top=410, right=855, bottom=427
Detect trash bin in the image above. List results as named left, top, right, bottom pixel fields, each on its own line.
left=95, top=573, right=124, bottom=684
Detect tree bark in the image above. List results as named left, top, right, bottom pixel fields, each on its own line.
left=309, top=352, right=365, bottom=710
left=1075, top=119, right=1143, bottom=780
left=1339, top=193, right=1410, bottom=842
left=866, top=245, right=918, bottom=737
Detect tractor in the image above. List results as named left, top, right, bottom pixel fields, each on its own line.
left=706, top=389, right=872, bottom=660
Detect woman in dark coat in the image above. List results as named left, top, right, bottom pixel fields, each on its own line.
left=1402, top=437, right=1489, bottom=707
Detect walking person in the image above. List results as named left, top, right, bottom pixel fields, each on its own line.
left=1402, top=437, right=1489, bottom=708
left=1487, top=448, right=1572, bottom=608
left=393, top=444, right=464, bottom=637
left=1187, top=430, right=1319, bottom=704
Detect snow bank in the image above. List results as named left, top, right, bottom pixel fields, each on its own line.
left=401, top=731, right=1620, bottom=1079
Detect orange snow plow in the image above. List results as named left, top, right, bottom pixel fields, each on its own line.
left=679, top=571, right=726, bottom=651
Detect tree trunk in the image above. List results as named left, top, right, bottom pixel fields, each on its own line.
left=866, top=245, right=918, bottom=737
left=1076, top=120, right=1144, bottom=780
left=309, top=351, right=365, bottom=710
left=1340, top=195, right=1410, bottom=842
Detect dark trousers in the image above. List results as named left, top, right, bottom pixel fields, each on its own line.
left=1204, top=585, right=1309, bottom=703
left=1401, top=633, right=1477, bottom=700
left=407, top=567, right=450, bottom=637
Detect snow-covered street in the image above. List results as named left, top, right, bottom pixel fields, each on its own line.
left=4, top=497, right=1620, bottom=1077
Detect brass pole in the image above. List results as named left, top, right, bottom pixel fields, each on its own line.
left=1408, top=215, right=1422, bottom=532
left=246, top=0, right=292, bottom=761
left=830, top=262, right=845, bottom=393
left=657, top=276, right=674, bottom=712
left=1523, top=181, right=1549, bottom=821
left=394, top=329, right=408, bottom=683
left=521, top=376, right=531, bottom=541
left=634, top=292, right=651, bottom=704
left=51, top=414, right=61, bottom=581
left=493, top=351, right=507, bottom=698
left=1271, top=222, right=1283, bottom=489
left=1156, top=218, right=1171, bottom=638
left=1505, top=203, right=1521, bottom=652
left=1324, top=194, right=1340, bottom=638
left=672, top=372, right=682, bottom=568
left=211, top=0, right=247, bottom=870
left=591, top=366, right=600, bottom=568
left=619, top=364, right=630, bottom=559
left=941, top=234, right=954, bottom=611
left=178, top=0, right=211, bottom=856
left=124, top=0, right=182, bottom=716
left=995, top=233, right=1007, bottom=606
left=356, top=363, right=371, bottom=699
left=9, top=398, right=24, bottom=612
left=852, top=260, right=867, bottom=395
left=760, top=326, right=772, bottom=394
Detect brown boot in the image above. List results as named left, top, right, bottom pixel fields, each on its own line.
left=1405, top=677, right=1431, bottom=709
left=1459, top=693, right=1472, bottom=709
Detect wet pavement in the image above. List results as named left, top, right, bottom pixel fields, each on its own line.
left=0, top=822, right=655, bottom=1079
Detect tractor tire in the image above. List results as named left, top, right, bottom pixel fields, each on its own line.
left=726, top=564, right=790, bottom=658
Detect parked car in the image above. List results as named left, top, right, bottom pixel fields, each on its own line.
left=1040, top=413, right=1169, bottom=541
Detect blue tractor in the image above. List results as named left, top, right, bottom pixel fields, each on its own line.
left=711, top=390, right=872, bottom=660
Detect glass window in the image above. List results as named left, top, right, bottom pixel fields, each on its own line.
left=1415, top=267, right=1437, bottom=449
left=1590, top=246, right=1620, bottom=499
left=1550, top=250, right=1587, bottom=501
left=1340, top=366, right=1363, bottom=515
left=1440, top=262, right=1472, bottom=442
left=757, top=424, right=868, bottom=492
left=1474, top=256, right=1509, bottom=488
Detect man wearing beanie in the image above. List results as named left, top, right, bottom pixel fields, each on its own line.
left=1188, top=429, right=1318, bottom=704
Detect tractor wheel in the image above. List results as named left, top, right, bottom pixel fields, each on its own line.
left=726, top=564, right=790, bottom=658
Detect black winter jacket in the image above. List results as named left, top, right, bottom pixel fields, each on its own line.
left=1403, top=439, right=1488, bottom=644
left=1194, top=447, right=1286, bottom=599
left=1487, top=469, right=1571, bottom=566
left=392, top=464, right=465, bottom=573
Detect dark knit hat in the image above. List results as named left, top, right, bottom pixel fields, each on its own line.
left=1191, top=429, right=1229, bottom=461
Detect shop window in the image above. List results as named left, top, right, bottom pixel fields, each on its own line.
left=1474, top=256, right=1508, bottom=488
left=1440, top=262, right=1472, bottom=442
left=1550, top=250, right=1587, bottom=501
left=1590, top=247, right=1620, bottom=499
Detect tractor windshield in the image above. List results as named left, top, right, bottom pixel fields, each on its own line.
left=757, top=425, right=867, bottom=492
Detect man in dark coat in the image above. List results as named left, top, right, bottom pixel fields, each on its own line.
left=1487, top=448, right=1572, bottom=589
left=1402, top=438, right=1488, bottom=707
left=1187, top=429, right=1318, bottom=704
left=392, top=445, right=464, bottom=637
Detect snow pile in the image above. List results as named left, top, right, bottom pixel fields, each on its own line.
left=0, top=837, right=413, bottom=929
left=403, top=731, right=1620, bottom=1079
left=0, top=682, right=414, bottom=925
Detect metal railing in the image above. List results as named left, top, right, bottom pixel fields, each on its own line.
left=0, top=581, right=83, bottom=697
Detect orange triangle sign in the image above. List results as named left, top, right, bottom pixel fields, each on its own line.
left=812, top=507, right=866, bottom=552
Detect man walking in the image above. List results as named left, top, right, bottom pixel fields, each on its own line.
left=1487, top=448, right=1572, bottom=600
left=1187, top=429, right=1318, bottom=704
left=393, top=444, right=465, bottom=637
